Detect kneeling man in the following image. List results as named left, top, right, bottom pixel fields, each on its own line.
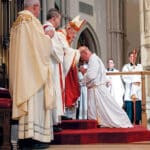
left=79, top=46, right=132, bottom=128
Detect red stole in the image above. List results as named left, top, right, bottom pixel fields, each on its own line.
left=57, top=29, right=80, bottom=107
left=65, top=60, right=80, bottom=107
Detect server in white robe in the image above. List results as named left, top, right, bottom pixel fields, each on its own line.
left=106, top=58, right=124, bottom=108
left=122, top=51, right=143, bottom=124
left=79, top=46, right=133, bottom=128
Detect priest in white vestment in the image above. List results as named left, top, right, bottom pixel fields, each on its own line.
left=43, top=8, right=64, bottom=127
left=106, top=58, right=124, bottom=108
left=43, top=15, right=84, bottom=120
left=79, top=46, right=133, bottom=128
left=9, top=0, right=54, bottom=148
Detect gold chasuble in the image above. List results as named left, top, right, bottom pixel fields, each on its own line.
left=9, top=10, right=54, bottom=142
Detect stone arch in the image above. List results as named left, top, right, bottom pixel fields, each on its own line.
left=72, top=22, right=101, bottom=56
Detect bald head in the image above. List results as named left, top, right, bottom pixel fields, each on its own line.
left=79, top=46, right=89, bottom=53
left=24, top=0, right=40, bottom=17
left=24, top=0, right=40, bottom=8
left=79, top=46, right=92, bottom=61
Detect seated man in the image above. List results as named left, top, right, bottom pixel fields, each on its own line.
left=79, top=46, right=132, bottom=128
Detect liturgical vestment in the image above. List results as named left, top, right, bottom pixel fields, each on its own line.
left=57, top=29, right=80, bottom=108
left=43, top=21, right=65, bottom=124
left=9, top=10, right=54, bottom=142
left=83, top=54, right=133, bottom=128
left=106, top=68, right=124, bottom=108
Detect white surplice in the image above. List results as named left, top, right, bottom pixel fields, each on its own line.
left=122, top=63, right=143, bottom=101
left=82, top=54, right=133, bottom=128
left=106, top=69, right=124, bottom=108
left=43, top=22, right=65, bottom=124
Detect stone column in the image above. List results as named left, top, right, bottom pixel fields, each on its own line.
left=41, top=0, right=47, bottom=23
left=106, top=0, right=124, bottom=70
left=41, top=0, right=55, bottom=23
left=140, top=0, right=150, bottom=129
left=46, top=0, right=54, bottom=10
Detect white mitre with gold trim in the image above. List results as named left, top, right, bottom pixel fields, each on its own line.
left=69, top=15, right=86, bottom=31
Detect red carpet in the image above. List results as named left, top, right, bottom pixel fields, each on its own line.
left=52, top=120, right=150, bottom=144
left=61, top=120, right=97, bottom=129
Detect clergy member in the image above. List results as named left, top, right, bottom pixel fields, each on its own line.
left=122, top=50, right=143, bottom=124
left=57, top=16, right=86, bottom=119
left=9, top=0, right=54, bottom=149
left=43, top=8, right=64, bottom=131
left=106, top=58, right=124, bottom=108
left=79, top=46, right=133, bottom=128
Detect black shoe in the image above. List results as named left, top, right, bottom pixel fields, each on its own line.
left=135, top=120, right=140, bottom=125
left=32, top=140, right=49, bottom=149
left=61, top=116, right=72, bottom=120
left=53, top=125, right=62, bottom=132
left=32, top=143, right=49, bottom=149
left=19, top=139, right=49, bottom=149
left=97, top=125, right=106, bottom=128
left=19, top=138, right=33, bottom=149
left=97, top=125, right=101, bottom=128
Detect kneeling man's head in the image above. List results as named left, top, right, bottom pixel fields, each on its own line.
left=79, top=46, right=92, bottom=61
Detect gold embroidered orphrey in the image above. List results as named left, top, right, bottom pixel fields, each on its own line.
left=12, top=14, right=32, bottom=29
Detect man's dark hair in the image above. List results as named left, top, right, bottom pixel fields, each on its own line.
left=128, top=51, right=134, bottom=57
left=107, top=58, right=114, bottom=63
left=47, top=8, right=61, bottom=20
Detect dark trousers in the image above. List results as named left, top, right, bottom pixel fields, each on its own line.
left=124, top=100, right=142, bottom=124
